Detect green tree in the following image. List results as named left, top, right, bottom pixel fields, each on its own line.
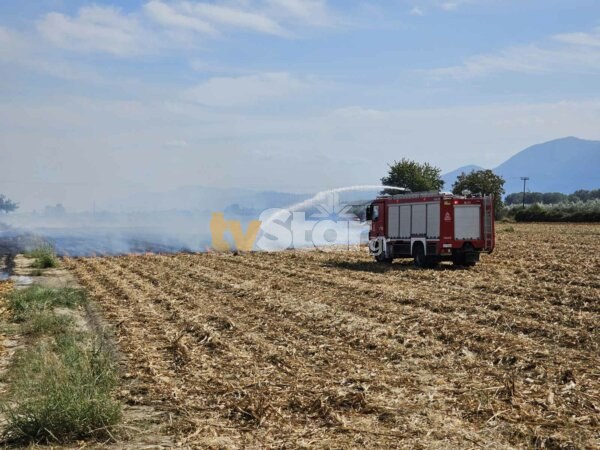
left=0, top=194, right=18, bottom=214
left=541, top=192, right=567, bottom=204
left=452, top=170, right=505, bottom=217
left=505, top=192, right=524, bottom=205
left=381, top=159, right=444, bottom=194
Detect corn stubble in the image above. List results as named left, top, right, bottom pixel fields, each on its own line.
left=66, top=223, right=600, bottom=448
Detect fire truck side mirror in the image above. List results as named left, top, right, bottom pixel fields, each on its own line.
left=366, top=205, right=373, bottom=221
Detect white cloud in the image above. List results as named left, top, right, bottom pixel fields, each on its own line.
left=440, top=2, right=459, bottom=10
left=553, top=28, right=600, bottom=48
left=409, top=7, right=425, bottom=16
left=266, top=0, right=335, bottom=27
left=32, top=1, right=343, bottom=57
left=36, top=5, right=149, bottom=56
left=429, top=27, right=600, bottom=79
left=0, top=25, right=111, bottom=84
left=145, top=1, right=288, bottom=37
left=183, top=72, right=309, bottom=107
left=405, top=0, right=489, bottom=12
left=438, top=0, right=486, bottom=11
left=144, top=1, right=216, bottom=35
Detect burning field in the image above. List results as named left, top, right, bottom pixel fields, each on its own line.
left=65, top=223, right=599, bottom=448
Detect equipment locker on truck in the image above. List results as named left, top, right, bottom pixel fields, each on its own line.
left=366, top=191, right=495, bottom=267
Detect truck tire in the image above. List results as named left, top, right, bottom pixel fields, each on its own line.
left=414, top=243, right=438, bottom=268
left=453, top=256, right=476, bottom=267
left=453, top=244, right=477, bottom=267
left=375, top=253, right=393, bottom=263
left=413, top=243, right=426, bottom=268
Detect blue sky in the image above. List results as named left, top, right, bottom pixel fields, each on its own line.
left=1, top=0, right=600, bottom=210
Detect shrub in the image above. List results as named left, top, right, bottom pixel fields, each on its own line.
left=1, top=286, right=120, bottom=444
left=1, top=338, right=120, bottom=444
left=25, top=245, right=59, bottom=269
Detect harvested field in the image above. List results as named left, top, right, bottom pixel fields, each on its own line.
left=66, top=223, right=600, bottom=448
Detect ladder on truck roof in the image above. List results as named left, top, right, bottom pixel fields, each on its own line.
left=379, top=191, right=444, bottom=201
left=483, top=195, right=494, bottom=250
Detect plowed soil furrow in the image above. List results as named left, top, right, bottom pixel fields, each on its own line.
left=287, top=236, right=600, bottom=311
left=105, top=256, right=478, bottom=446
left=67, top=223, right=600, bottom=449
left=265, top=247, right=600, bottom=317
left=110, top=250, right=595, bottom=445
left=173, top=252, right=600, bottom=435
left=112, top=255, right=490, bottom=440
left=94, top=255, right=522, bottom=447
left=198, top=252, right=598, bottom=362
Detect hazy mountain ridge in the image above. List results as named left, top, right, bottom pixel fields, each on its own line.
left=110, top=137, right=599, bottom=213
left=441, top=165, right=484, bottom=190
left=443, top=137, right=600, bottom=195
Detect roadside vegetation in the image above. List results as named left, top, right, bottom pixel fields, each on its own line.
left=0, top=286, right=120, bottom=445
left=505, top=200, right=600, bottom=222
left=25, top=245, right=59, bottom=269
left=505, top=188, right=600, bottom=205
left=500, top=188, right=600, bottom=222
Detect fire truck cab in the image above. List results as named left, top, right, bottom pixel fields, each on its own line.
left=366, top=192, right=495, bottom=267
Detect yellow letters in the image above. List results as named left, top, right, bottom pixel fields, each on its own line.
left=210, top=212, right=261, bottom=252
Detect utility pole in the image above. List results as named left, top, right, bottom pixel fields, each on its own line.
left=520, top=177, right=530, bottom=208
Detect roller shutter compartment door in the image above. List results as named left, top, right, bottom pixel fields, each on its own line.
left=411, top=204, right=426, bottom=236
left=399, top=205, right=411, bottom=238
left=387, top=205, right=400, bottom=238
left=454, top=205, right=481, bottom=240
left=426, top=203, right=440, bottom=239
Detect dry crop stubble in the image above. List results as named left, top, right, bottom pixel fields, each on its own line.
left=65, top=223, right=600, bottom=448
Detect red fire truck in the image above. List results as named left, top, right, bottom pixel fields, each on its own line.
left=366, top=192, right=495, bottom=267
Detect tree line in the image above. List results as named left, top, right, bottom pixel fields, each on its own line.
left=505, top=189, right=600, bottom=205
left=379, top=159, right=599, bottom=222
left=512, top=202, right=600, bottom=222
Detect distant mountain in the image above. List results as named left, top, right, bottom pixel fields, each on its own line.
left=112, top=137, right=599, bottom=212
left=442, top=137, right=600, bottom=196
left=494, top=137, right=600, bottom=194
left=441, top=165, right=483, bottom=191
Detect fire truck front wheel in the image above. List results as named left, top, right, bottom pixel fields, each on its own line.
left=375, top=253, right=393, bottom=263
left=413, top=243, right=437, bottom=268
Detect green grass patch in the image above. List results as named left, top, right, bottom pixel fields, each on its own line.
left=1, top=337, right=121, bottom=444
left=24, top=245, right=59, bottom=269
left=21, top=312, right=74, bottom=337
left=6, top=286, right=87, bottom=322
left=0, top=286, right=120, bottom=444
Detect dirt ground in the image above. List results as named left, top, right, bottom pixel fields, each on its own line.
left=65, top=223, right=600, bottom=449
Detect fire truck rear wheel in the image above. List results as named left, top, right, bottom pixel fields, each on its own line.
left=453, top=244, right=477, bottom=267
